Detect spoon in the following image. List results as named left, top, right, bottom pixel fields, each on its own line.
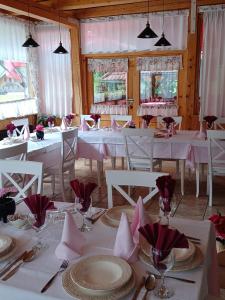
left=142, top=274, right=156, bottom=300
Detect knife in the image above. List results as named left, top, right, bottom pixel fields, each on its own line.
left=1, top=250, right=34, bottom=281
left=0, top=251, right=28, bottom=278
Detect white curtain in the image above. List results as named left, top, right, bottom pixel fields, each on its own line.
left=199, top=10, right=225, bottom=118
left=0, top=15, right=38, bottom=119
left=80, top=10, right=188, bottom=54
left=36, top=24, right=72, bottom=117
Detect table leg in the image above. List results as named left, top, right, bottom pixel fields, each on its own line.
left=97, top=161, right=103, bottom=187
left=180, top=160, right=185, bottom=196
left=196, top=163, right=200, bottom=198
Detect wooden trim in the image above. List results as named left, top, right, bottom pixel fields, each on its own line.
left=0, top=0, right=76, bottom=27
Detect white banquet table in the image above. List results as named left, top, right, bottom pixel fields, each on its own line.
left=0, top=202, right=220, bottom=300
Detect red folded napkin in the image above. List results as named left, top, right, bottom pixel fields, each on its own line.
left=203, top=115, right=217, bottom=129
left=156, top=175, right=176, bottom=212
left=139, top=223, right=188, bottom=267
left=142, top=115, right=154, bottom=127
left=24, top=194, right=55, bottom=227
left=70, top=179, right=97, bottom=212
left=90, top=114, right=101, bottom=124
left=162, top=117, right=175, bottom=129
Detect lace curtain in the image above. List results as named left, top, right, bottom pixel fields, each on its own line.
left=36, top=24, right=72, bottom=117
left=80, top=10, right=188, bottom=54
left=0, top=15, right=38, bottom=119
left=199, top=10, right=225, bottom=118
left=88, top=58, right=128, bottom=72
left=136, top=55, right=183, bottom=71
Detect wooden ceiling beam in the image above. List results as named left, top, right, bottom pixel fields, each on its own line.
left=71, top=1, right=190, bottom=19
left=58, top=0, right=149, bottom=10
left=0, top=0, right=76, bottom=27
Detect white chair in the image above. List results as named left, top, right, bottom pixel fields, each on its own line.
left=80, top=114, right=101, bottom=129
left=156, top=116, right=184, bottom=195
left=80, top=114, right=101, bottom=172
left=106, top=170, right=169, bottom=208
left=111, top=115, right=132, bottom=169
left=207, top=130, right=225, bottom=206
left=157, top=116, right=182, bottom=130
left=0, top=159, right=43, bottom=204
left=122, top=128, right=159, bottom=171
left=44, top=128, right=78, bottom=201
left=11, top=118, right=29, bottom=136
left=214, top=117, right=225, bottom=130
left=0, top=142, right=27, bottom=160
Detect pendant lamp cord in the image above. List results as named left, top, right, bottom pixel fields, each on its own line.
left=148, top=0, right=150, bottom=23
left=58, top=0, right=62, bottom=42
left=162, top=0, right=164, bottom=33
left=28, top=0, right=31, bottom=34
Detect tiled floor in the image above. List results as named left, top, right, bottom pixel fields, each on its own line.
left=43, top=158, right=225, bottom=298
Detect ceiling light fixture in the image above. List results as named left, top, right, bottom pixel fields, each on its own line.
left=22, top=0, right=39, bottom=48
left=154, top=0, right=171, bottom=47
left=53, top=0, right=68, bottom=54
left=137, top=0, right=158, bottom=39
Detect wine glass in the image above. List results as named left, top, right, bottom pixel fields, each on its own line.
left=76, top=197, right=92, bottom=232
left=27, top=213, right=51, bottom=244
left=158, top=196, right=176, bottom=226
left=151, top=248, right=175, bottom=298
left=48, top=121, right=54, bottom=133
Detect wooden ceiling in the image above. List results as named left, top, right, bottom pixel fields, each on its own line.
left=0, top=0, right=225, bottom=23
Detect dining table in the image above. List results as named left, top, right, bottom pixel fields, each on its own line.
left=0, top=201, right=220, bottom=300
left=0, top=128, right=208, bottom=189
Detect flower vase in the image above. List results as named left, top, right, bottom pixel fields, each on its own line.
left=36, top=131, right=44, bottom=140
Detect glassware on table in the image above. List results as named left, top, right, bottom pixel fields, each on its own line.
left=48, top=121, right=54, bottom=133
left=158, top=196, right=176, bottom=226
left=151, top=248, right=175, bottom=298
left=27, top=213, right=51, bottom=244
left=76, top=196, right=93, bottom=232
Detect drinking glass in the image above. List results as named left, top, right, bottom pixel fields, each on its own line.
left=76, top=197, right=92, bottom=232
left=27, top=213, right=51, bottom=244
left=158, top=197, right=176, bottom=226
left=48, top=121, right=54, bottom=133
left=151, top=248, right=175, bottom=298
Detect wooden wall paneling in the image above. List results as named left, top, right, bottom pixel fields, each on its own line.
left=127, top=57, right=135, bottom=122
left=70, top=25, right=83, bottom=126
left=131, top=57, right=141, bottom=127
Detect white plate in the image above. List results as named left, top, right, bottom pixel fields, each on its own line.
left=139, top=246, right=203, bottom=272
left=0, top=238, right=17, bottom=261
left=70, top=255, right=132, bottom=294
left=105, top=206, right=135, bottom=226
left=140, top=236, right=196, bottom=263
left=63, top=268, right=135, bottom=300
left=0, top=235, right=13, bottom=256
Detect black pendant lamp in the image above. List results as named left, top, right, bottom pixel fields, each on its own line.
left=154, top=0, right=171, bottom=46
left=137, top=0, right=158, bottom=39
left=53, top=0, right=68, bottom=54
left=22, top=0, right=39, bottom=48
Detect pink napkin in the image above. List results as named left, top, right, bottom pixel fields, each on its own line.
left=60, top=117, right=68, bottom=130
left=23, top=125, right=30, bottom=140
left=55, top=212, right=85, bottom=260
left=80, top=119, right=89, bottom=131
left=113, top=213, right=138, bottom=263
left=131, top=197, right=152, bottom=244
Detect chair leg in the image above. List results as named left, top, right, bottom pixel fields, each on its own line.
left=180, top=160, right=185, bottom=196
left=97, top=161, right=102, bottom=187
left=51, top=175, right=55, bottom=196
left=121, top=158, right=124, bottom=170
left=89, top=159, right=93, bottom=172
left=111, top=157, right=116, bottom=169
left=59, top=173, right=66, bottom=202
left=196, top=163, right=200, bottom=198
left=176, top=160, right=180, bottom=177
left=209, top=173, right=213, bottom=207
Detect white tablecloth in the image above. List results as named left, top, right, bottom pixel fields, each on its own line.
left=0, top=202, right=220, bottom=300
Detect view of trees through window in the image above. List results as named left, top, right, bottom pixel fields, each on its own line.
left=0, top=60, right=28, bottom=102
left=140, top=70, right=178, bottom=103
left=93, top=71, right=127, bottom=103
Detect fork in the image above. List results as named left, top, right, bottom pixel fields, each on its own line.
left=41, top=260, right=69, bottom=293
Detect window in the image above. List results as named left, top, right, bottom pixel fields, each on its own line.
left=93, top=71, right=127, bottom=103
left=0, top=60, right=29, bottom=103
left=140, top=70, right=178, bottom=103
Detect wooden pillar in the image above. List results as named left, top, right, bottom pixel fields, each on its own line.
left=70, top=24, right=83, bottom=125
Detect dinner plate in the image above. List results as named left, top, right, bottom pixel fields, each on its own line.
left=140, top=236, right=196, bottom=263
left=139, top=246, right=203, bottom=272
left=105, top=206, right=135, bottom=226
left=70, top=255, right=132, bottom=295
left=0, top=238, right=17, bottom=262
left=0, top=235, right=13, bottom=257
left=63, top=267, right=135, bottom=300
